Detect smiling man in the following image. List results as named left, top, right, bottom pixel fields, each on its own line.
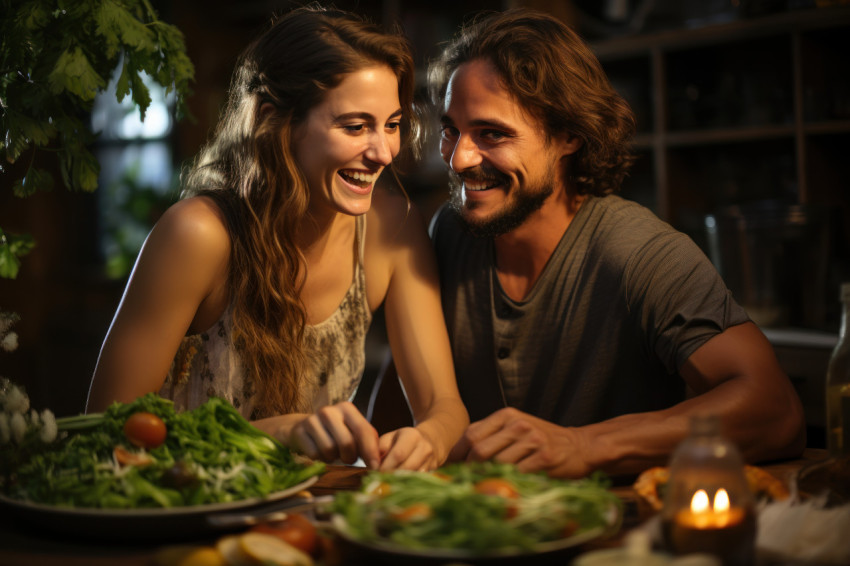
left=427, top=9, right=806, bottom=478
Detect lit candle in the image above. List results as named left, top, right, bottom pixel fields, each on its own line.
left=663, top=488, right=756, bottom=566
left=675, top=488, right=746, bottom=529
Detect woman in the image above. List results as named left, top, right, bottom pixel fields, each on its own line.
left=87, top=6, right=468, bottom=471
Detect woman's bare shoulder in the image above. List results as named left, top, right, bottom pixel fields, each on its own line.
left=158, top=195, right=227, bottom=235
left=149, top=195, right=231, bottom=259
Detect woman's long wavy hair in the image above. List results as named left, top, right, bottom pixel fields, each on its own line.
left=428, top=9, right=635, bottom=196
left=181, top=5, right=416, bottom=418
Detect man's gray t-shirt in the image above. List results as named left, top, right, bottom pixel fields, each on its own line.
left=430, top=194, right=750, bottom=426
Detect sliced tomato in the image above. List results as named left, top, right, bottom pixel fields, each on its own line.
left=391, top=502, right=432, bottom=522
left=114, top=445, right=154, bottom=467
left=123, top=412, right=167, bottom=449
left=474, top=478, right=519, bottom=499
left=367, top=481, right=392, bottom=497
left=249, top=513, right=318, bottom=557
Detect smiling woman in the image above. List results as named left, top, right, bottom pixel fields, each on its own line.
left=292, top=66, right=403, bottom=220
left=86, top=5, right=468, bottom=473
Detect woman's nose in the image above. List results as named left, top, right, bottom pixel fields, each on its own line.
left=366, top=131, right=394, bottom=166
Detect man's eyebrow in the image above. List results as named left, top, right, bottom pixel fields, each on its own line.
left=334, top=109, right=403, bottom=122
left=440, top=114, right=517, bottom=134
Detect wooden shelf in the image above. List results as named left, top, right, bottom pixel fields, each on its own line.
left=804, top=120, right=850, bottom=135
left=591, top=6, right=850, bottom=333
left=663, top=125, right=796, bottom=147
left=591, top=6, right=850, bottom=58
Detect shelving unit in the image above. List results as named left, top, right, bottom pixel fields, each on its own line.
left=589, top=7, right=850, bottom=444
left=592, top=6, right=850, bottom=220
left=591, top=6, right=850, bottom=333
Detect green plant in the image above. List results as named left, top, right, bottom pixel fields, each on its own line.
left=0, top=0, right=194, bottom=279
left=102, top=163, right=179, bottom=279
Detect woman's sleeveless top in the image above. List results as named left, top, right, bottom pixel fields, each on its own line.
left=159, top=215, right=372, bottom=419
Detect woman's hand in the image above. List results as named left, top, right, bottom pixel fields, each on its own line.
left=287, top=402, right=381, bottom=468
left=378, top=427, right=439, bottom=471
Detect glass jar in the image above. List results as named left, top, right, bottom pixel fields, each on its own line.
left=661, top=415, right=756, bottom=566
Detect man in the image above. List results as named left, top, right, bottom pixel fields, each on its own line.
left=428, top=9, right=805, bottom=478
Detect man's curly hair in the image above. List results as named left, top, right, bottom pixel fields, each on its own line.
left=428, top=8, right=636, bottom=196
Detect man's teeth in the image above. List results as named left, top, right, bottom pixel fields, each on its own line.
left=340, top=170, right=379, bottom=185
left=464, top=180, right=497, bottom=191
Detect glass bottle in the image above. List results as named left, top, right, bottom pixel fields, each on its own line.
left=661, top=415, right=756, bottom=566
left=826, top=282, right=850, bottom=457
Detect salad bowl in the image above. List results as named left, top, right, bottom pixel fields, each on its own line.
left=0, top=476, right=318, bottom=542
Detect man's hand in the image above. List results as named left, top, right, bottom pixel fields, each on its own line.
left=449, top=407, right=590, bottom=478
left=288, top=401, right=381, bottom=468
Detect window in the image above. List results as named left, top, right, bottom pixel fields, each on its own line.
left=90, top=64, right=179, bottom=278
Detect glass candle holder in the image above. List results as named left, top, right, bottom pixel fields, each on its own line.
left=661, top=415, right=756, bottom=566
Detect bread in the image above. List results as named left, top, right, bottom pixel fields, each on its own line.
left=633, top=465, right=790, bottom=513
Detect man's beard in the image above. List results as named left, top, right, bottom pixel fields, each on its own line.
left=448, top=168, right=553, bottom=238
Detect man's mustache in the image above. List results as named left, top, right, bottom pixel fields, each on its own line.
left=448, top=166, right=510, bottom=188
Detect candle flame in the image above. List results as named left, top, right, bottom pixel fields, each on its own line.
left=714, top=488, right=730, bottom=512
left=690, top=489, right=709, bottom=513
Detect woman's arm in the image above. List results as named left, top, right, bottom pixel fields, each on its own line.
left=376, top=199, right=469, bottom=470
left=86, top=197, right=231, bottom=412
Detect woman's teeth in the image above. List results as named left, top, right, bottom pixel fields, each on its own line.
left=340, top=170, right=379, bottom=187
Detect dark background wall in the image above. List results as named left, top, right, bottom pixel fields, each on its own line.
left=1, top=0, right=847, bottom=424
left=0, top=0, right=516, bottom=416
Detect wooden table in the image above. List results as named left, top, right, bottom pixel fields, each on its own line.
left=0, top=449, right=832, bottom=566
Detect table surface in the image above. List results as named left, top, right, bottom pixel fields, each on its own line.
left=0, top=449, right=833, bottom=566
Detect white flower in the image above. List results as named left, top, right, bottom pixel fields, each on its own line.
left=2, top=384, right=29, bottom=414
left=10, top=412, right=26, bottom=444
left=0, top=311, right=20, bottom=337
left=39, top=409, right=57, bottom=443
left=0, top=413, right=9, bottom=444
left=30, top=408, right=40, bottom=427
left=0, top=331, right=18, bottom=352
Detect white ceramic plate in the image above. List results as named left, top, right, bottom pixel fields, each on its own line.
left=0, top=475, right=318, bottom=541
left=331, top=502, right=621, bottom=566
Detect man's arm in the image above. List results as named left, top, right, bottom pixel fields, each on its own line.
left=450, top=321, right=806, bottom=478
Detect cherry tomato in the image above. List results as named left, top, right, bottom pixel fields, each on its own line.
left=474, top=478, right=519, bottom=499
left=123, top=412, right=167, bottom=449
left=249, top=513, right=318, bottom=557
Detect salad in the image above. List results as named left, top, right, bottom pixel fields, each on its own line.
left=330, top=461, right=621, bottom=554
left=0, top=382, right=324, bottom=509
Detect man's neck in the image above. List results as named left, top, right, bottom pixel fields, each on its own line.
left=493, top=191, right=584, bottom=301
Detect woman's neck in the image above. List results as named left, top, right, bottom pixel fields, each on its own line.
left=295, top=209, right=355, bottom=259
